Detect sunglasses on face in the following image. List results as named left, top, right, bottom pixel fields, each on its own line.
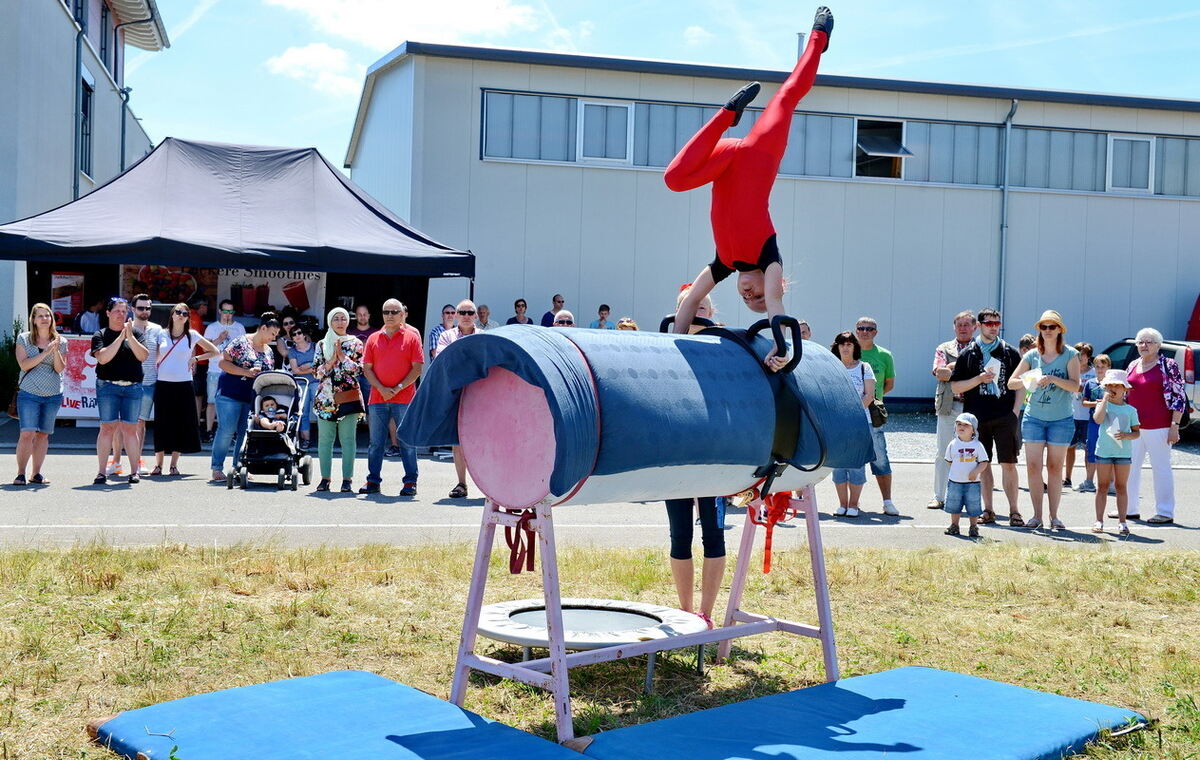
left=516, top=304, right=526, bottom=309
left=173, top=310, right=189, bottom=317
left=555, top=319, right=574, bottom=325
left=1038, top=324, right=1060, bottom=331
left=134, top=305, right=152, bottom=311
left=382, top=309, right=402, bottom=316
left=856, top=326, right=876, bottom=332
left=458, top=309, right=476, bottom=316
left=980, top=320, right=1002, bottom=327
left=283, top=320, right=295, bottom=326
left=443, top=311, right=455, bottom=316
left=220, top=308, right=235, bottom=314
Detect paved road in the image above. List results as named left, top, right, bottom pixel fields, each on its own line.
left=1, top=449, right=1194, bottom=550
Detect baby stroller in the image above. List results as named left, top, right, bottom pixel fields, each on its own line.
left=226, top=371, right=313, bottom=491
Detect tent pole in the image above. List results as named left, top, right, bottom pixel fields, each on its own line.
left=469, top=277, right=475, bottom=301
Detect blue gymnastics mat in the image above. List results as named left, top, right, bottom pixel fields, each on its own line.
left=583, top=666, right=1144, bottom=760
left=91, top=670, right=578, bottom=760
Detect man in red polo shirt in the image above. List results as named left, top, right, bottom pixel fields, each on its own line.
left=360, top=298, right=423, bottom=496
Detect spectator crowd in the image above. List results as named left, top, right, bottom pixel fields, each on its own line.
left=9, top=293, right=1188, bottom=534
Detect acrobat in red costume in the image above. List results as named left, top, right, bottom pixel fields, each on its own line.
left=667, top=7, right=832, bottom=370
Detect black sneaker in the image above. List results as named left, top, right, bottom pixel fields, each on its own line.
left=358, top=482, right=381, bottom=494
left=724, top=82, right=760, bottom=127
left=385, top=445, right=401, bottom=457
left=400, top=483, right=417, bottom=497
left=812, top=6, right=834, bottom=50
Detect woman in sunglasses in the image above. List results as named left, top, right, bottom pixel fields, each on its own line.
left=153, top=303, right=221, bottom=476
left=1007, top=310, right=1081, bottom=530
left=433, top=300, right=479, bottom=499
left=506, top=298, right=534, bottom=325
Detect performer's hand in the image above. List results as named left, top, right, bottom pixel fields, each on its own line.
left=764, top=345, right=789, bottom=372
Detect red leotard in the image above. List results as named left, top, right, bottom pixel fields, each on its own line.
left=664, top=30, right=827, bottom=280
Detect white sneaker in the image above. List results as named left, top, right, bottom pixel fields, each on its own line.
left=835, top=506, right=848, bottom=516
left=1118, top=522, right=1130, bottom=535
left=1091, top=521, right=1104, bottom=533
left=882, top=500, right=900, bottom=516
left=845, top=506, right=860, bottom=518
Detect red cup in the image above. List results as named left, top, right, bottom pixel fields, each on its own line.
left=282, top=280, right=310, bottom=312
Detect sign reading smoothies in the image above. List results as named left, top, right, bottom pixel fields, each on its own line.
left=216, top=269, right=326, bottom=317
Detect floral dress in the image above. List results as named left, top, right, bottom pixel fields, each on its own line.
left=312, top=335, right=364, bottom=421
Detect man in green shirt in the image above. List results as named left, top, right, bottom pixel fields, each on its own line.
left=856, top=316, right=900, bottom=516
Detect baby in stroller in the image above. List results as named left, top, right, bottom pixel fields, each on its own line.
left=256, top=396, right=289, bottom=433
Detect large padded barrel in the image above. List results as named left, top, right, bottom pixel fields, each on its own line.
left=399, top=326, right=871, bottom=507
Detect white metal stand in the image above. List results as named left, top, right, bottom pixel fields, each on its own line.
left=450, top=485, right=838, bottom=743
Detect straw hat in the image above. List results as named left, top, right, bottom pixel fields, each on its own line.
left=1100, top=369, right=1132, bottom=388
left=1034, top=309, right=1067, bottom=334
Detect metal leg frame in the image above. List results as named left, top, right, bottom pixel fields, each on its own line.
left=452, top=487, right=839, bottom=744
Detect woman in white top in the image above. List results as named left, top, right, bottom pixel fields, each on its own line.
left=830, top=331, right=876, bottom=518
left=153, top=303, right=220, bottom=475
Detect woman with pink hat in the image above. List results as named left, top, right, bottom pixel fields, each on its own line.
left=1007, top=310, right=1081, bottom=530
left=1091, top=370, right=1140, bottom=534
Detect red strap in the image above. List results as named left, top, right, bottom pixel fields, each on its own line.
left=748, top=491, right=797, bottom=573
left=503, top=509, right=536, bottom=574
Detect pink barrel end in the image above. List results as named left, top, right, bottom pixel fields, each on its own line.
left=458, top=366, right=558, bottom=508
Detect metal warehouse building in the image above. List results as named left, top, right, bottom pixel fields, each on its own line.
left=344, top=41, right=1200, bottom=399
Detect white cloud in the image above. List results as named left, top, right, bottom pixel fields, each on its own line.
left=262, top=0, right=541, bottom=51
left=683, top=25, right=714, bottom=46
left=265, top=43, right=364, bottom=98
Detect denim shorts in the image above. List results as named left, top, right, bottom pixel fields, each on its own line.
left=1094, top=456, right=1132, bottom=466
left=1020, top=414, right=1074, bottom=446
left=868, top=424, right=892, bottom=476
left=139, top=383, right=156, bottom=421
left=96, top=380, right=142, bottom=424
left=16, top=390, right=62, bottom=434
left=832, top=466, right=867, bottom=485
left=943, top=480, right=983, bottom=516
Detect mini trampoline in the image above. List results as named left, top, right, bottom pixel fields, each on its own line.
left=478, top=598, right=709, bottom=691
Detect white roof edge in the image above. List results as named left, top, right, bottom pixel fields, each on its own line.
left=345, top=43, right=412, bottom=167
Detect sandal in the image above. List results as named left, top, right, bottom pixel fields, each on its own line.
left=1024, top=517, right=1043, bottom=530
left=150, top=465, right=163, bottom=476
left=12, top=474, right=27, bottom=486
left=340, top=479, right=354, bottom=493
left=30, top=474, right=48, bottom=485
left=169, top=466, right=181, bottom=477
left=449, top=482, right=468, bottom=499
left=1008, top=513, right=1025, bottom=527
left=1050, top=518, right=1066, bottom=531
left=316, top=479, right=331, bottom=492
left=944, top=524, right=960, bottom=536
left=979, top=509, right=996, bottom=524
left=93, top=473, right=107, bottom=485
left=968, top=525, right=979, bottom=538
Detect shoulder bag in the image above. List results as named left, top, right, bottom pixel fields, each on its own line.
left=861, top=364, right=888, bottom=427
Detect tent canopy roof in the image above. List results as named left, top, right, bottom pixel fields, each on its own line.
left=0, top=138, right=473, bottom=278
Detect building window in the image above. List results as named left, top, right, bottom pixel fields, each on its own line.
left=632, top=103, right=717, bottom=167
left=99, top=4, right=110, bottom=68
left=1155, top=137, right=1200, bottom=197
left=80, top=80, right=94, bottom=176
left=1107, top=135, right=1154, bottom=193
left=578, top=102, right=632, bottom=163
left=1008, top=128, right=1106, bottom=192
left=483, top=92, right=577, bottom=162
left=855, top=119, right=911, bottom=178
left=904, top=122, right=1002, bottom=186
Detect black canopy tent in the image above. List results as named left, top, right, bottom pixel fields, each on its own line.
left=0, top=137, right=474, bottom=278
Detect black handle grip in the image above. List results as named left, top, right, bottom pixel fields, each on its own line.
left=659, top=314, right=716, bottom=333
left=745, top=315, right=803, bottom=373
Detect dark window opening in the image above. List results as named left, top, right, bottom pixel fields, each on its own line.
left=855, top=120, right=911, bottom=178
left=73, top=0, right=87, bottom=31
left=80, top=81, right=94, bottom=176
left=99, top=4, right=110, bottom=68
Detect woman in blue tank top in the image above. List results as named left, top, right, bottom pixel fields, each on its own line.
left=1007, top=310, right=1080, bottom=531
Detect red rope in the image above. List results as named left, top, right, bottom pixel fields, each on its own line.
left=748, top=491, right=797, bottom=573
left=504, top=509, right=537, bottom=574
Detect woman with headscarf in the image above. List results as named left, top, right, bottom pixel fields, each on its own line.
left=312, top=307, right=365, bottom=492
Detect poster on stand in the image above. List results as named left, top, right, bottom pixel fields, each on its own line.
left=216, top=268, right=326, bottom=318
left=59, top=336, right=98, bottom=419
left=50, top=272, right=85, bottom=324
left=121, top=265, right=218, bottom=312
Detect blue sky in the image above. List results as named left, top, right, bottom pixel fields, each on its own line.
left=125, top=1, right=1200, bottom=170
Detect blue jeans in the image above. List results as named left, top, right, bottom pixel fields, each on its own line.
left=868, top=424, right=892, bottom=476
left=944, top=480, right=983, bottom=516
left=210, top=393, right=250, bottom=471
left=17, top=391, right=62, bottom=433
left=367, top=402, right=417, bottom=485
left=96, top=380, right=142, bottom=424
left=832, top=466, right=867, bottom=485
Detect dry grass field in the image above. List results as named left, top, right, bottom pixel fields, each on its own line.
left=1, top=542, right=1197, bottom=758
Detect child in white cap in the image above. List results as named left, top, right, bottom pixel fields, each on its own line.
left=943, top=412, right=989, bottom=537
left=1091, top=369, right=1141, bottom=534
